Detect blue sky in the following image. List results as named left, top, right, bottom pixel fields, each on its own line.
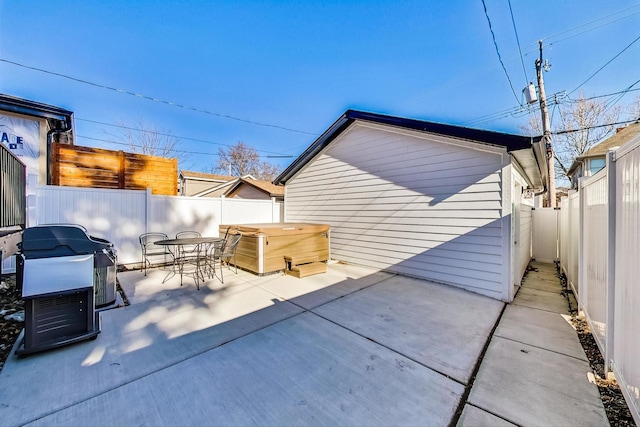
left=1, top=1, right=639, bottom=173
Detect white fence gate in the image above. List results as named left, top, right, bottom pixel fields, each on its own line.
left=557, top=140, right=640, bottom=424
left=2, top=185, right=283, bottom=267
left=515, top=204, right=533, bottom=287
left=531, top=207, right=558, bottom=263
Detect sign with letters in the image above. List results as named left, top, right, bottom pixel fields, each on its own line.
left=0, top=114, right=40, bottom=193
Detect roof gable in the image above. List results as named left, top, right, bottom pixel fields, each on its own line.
left=226, top=178, right=284, bottom=198
left=274, top=110, right=545, bottom=187
left=180, top=170, right=237, bottom=182
left=584, top=122, right=640, bottom=157
left=567, top=122, right=640, bottom=176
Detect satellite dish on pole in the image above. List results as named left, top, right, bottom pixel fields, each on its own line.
left=523, top=82, right=538, bottom=105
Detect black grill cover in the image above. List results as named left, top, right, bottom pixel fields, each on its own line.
left=20, top=225, right=114, bottom=259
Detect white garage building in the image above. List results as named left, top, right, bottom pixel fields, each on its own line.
left=274, top=110, right=548, bottom=302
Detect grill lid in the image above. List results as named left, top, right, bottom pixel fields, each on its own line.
left=20, top=224, right=114, bottom=258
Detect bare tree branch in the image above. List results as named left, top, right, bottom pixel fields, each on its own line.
left=521, top=94, right=621, bottom=186
left=104, top=118, right=188, bottom=166
left=213, top=141, right=281, bottom=180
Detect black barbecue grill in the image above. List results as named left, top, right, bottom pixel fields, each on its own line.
left=15, top=224, right=117, bottom=356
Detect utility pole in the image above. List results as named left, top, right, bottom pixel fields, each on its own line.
left=536, top=40, right=555, bottom=207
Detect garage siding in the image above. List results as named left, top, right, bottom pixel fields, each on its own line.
left=285, top=124, right=507, bottom=299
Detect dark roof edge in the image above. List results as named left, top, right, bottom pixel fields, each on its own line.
left=0, top=94, right=74, bottom=124
left=274, top=109, right=542, bottom=185
left=274, top=112, right=353, bottom=185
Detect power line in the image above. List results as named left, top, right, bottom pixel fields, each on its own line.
left=566, top=86, right=640, bottom=102
left=568, top=35, right=640, bottom=95
left=480, top=0, right=521, bottom=105
left=76, top=134, right=221, bottom=157
left=602, top=78, right=640, bottom=114
left=462, top=91, right=567, bottom=127
left=0, top=58, right=319, bottom=136
left=513, top=6, right=640, bottom=60
left=552, top=118, right=638, bottom=135
left=543, top=6, right=640, bottom=47
left=507, top=0, right=529, bottom=83
left=75, top=117, right=296, bottom=157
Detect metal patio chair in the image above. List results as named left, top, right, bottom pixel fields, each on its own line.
left=220, top=233, right=242, bottom=274
left=139, top=232, right=173, bottom=276
left=175, top=231, right=201, bottom=262
left=205, top=238, right=226, bottom=283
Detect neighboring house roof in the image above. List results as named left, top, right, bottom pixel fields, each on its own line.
left=192, top=179, right=239, bottom=197
left=179, top=170, right=237, bottom=182
left=225, top=178, right=284, bottom=198
left=585, top=122, right=640, bottom=156
left=567, top=121, right=640, bottom=176
left=186, top=174, right=257, bottom=197
left=274, top=109, right=547, bottom=189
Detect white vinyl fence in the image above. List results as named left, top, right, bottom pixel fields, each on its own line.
left=531, top=207, right=558, bottom=263
left=558, top=140, right=640, bottom=424
left=25, top=185, right=283, bottom=265
left=515, top=204, right=532, bottom=286
left=560, top=192, right=580, bottom=296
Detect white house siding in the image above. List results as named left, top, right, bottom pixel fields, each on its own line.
left=285, top=123, right=509, bottom=300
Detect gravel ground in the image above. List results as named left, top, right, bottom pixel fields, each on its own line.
left=0, top=275, right=23, bottom=372
left=0, top=273, right=636, bottom=425
left=571, top=315, right=636, bottom=426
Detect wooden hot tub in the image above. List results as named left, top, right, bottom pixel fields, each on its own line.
left=218, top=223, right=330, bottom=275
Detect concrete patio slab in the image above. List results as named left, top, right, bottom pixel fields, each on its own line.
left=118, top=267, right=257, bottom=305
left=255, top=262, right=395, bottom=309
left=456, top=404, right=517, bottom=426
left=468, top=337, right=608, bottom=426
left=0, top=261, right=610, bottom=427
left=0, top=271, right=304, bottom=426
left=313, top=275, right=504, bottom=384
left=28, top=312, right=465, bottom=427
left=520, top=262, right=563, bottom=292
left=512, top=286, right=569, bottom=313
left=495, top=304, right=588, bottom=361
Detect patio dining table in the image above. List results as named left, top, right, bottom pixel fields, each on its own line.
left=154, top=237, right=224, bottom=289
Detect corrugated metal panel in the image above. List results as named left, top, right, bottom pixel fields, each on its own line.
left=613, top=143, right=640, bottom=423
left=285, top=123, right=507, bottom=300
left=1, top=143, right=26, bottom=228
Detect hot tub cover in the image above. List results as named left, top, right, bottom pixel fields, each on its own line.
left=220, top=223, right=330, bottom=237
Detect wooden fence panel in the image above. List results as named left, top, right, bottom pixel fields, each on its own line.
left=52, top=143, right=177, bottom=195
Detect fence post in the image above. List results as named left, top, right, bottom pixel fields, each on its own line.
left=577, top=178, right=585, bottom=312
left=605, top=149, right=617, bottom=377
left=271, top=197, right=276, bottom=222
left=118, top=151, right=126, bottom=189
left=145, top=188, right=152, bottom=234
left=220, top=195, right=225, bottom=224
left=27, top=175, right=38, bottom=228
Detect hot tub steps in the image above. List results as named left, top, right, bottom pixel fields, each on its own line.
left=284, top=255, right=327, bottom=278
